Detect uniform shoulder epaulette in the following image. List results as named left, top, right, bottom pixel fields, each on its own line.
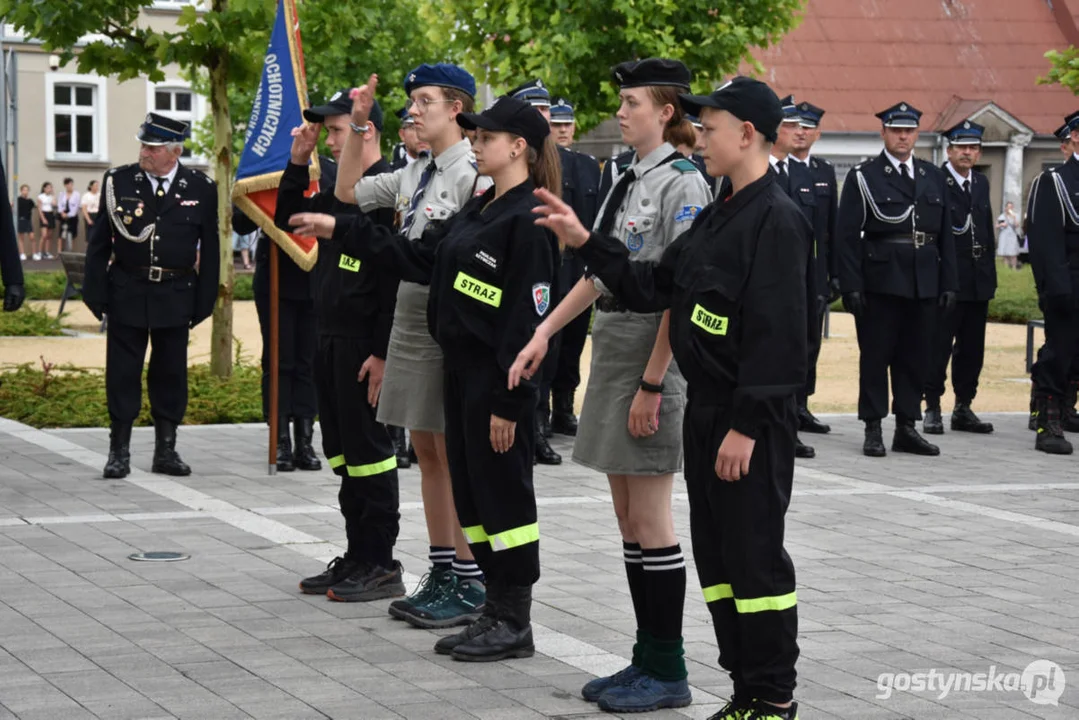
left=110, top=162, right=139, bottom=176
left=671, top=158, right=698, bottom=174
left=817, top=157, right=833, bottom=166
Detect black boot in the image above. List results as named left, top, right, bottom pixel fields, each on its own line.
left=293, top=418, right=322, bottom=471
left=863, top=419, right=886, bottom=457
left=922, top=405, right=944, bottom=435
left=103, top=423, right=132, bottom=479
left=408, top=442, right=417, bottom=464
left=538, top=405, right=553, bottom=439
left=1065, top=381, right=1079, bottom=433
left=389, top=426, right=411, bottom=469
left=151, top=420, right=191, bottom=476
left=794, top=436, right=815, bottom=459
left=435, top=591, right=499, bottom=655
left=951, top=402, right=994, bottom=433
left=798, top=405, right=831, bottom=434
left=451, top=583, right=535, bottom=662
left=1029, top=382, right=1038, bottom=431
left=276, top=418, right=295, bottom=472
left=550, top=390, right=579, bottom=436
left=534, top=411, right=562, bottom=466
left=892, top=420, right=940, bottom=456
left=1035, top=396, right=1074, bottom=455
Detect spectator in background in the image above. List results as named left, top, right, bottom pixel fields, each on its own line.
left=15, top=184, right=34, bottom=261
left=232, top=228, right=256, bottom=270
left=80, top=180, right=100, bottom=237
left=36, top=182, right=56, bottom=260
left=58, top=177, right=80, bottom=252
left=996, top=200, right=1021, bottom=270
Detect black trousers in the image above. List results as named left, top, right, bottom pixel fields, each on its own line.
left=255, top=293, right=317, bottom=420
left=106, top=322, right=189, bottom=425
left=315, top=334, right=399, bottom=567
left=552, top=256, right=591, bottom=395
left=444, top=358, right=539, bottom=587
left=684, top=393, right=799, bottom=705
left=797, top=303, right=826, bottom=406
left=1031, top=304, right=1079, bottom=398
left=855, top=293, right=936, bottom=422
left=924, top=300, right=989, bottom=406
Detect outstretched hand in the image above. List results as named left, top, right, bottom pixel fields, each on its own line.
left=288, top=212, right=336, bottom=239
left=289, top=122, right=321, bottom=165
left=533, top=188, right=591, bottom=249
left=350, top=74, right=379, bottom=127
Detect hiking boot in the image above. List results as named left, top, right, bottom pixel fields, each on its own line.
left=550, top=390, right=578, bottom=436
left=797, top=406, right=830, bottom=434
left=707, top=696, right=753, bottom=720
left=951, top=402, right=993, bottom=433
left=745, top=699, right=799, bottom=720
left=389, top=567, right=453, bottom=620
left=404, top=577, right=485, bottom=629
left=103, top=423, right=132, bottom=479
left=327, top=560, right=406, bottom=602
left=1035, top=396, right=1074, bottom=455
left=922, top=406, right=944, bottom=435
left=151, top=421, right=191, bottom=476
left=293, top=418, right=322, bottom=471
left=299, top=555, right=362, bottom=595
left=597, top=673, right=692, bottom=713
left=582, top=664, right=643, bottom=702
left=892, top=421, right=940, bottom=456
left=450, top=583, right=536, bottom=662
left=434, top=613, right=498, bottom=655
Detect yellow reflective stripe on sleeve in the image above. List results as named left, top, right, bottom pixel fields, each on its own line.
left=734, top=591, right=797, bottom=614
left=454, top=271, right=502, bottom=307
left=691, top=304, right=728, bottom=335
left=344, top=456, right=397, bottom=477
left=702, top=583, right=734, bottom=603
left=327, top=454, right=346, bottom=469
left=489, top=522, right=539, bottom=551
left=338, top=254, right=361, bottom=272
left=462, top=525, right=489, bottom=544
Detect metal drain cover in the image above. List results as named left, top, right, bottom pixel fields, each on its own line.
left=128, top=551, right=190, bottom=562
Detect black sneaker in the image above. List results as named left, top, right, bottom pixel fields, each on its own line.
left=299, top=555, right=362, bottom=595
left=327, top=561, right=406, bottom=602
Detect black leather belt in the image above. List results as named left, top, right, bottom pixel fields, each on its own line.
left=123, top=264, right=194, bottom=282
left=595, top=295, right=627, bottom=313
left=870, top=232, right=937, bottom=248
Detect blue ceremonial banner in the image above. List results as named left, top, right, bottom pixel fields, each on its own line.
left=231, top=0, right=320, bottom=270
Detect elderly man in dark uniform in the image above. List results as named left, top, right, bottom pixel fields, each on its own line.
left=836, top=102, right=957, bottom=457
left=923, top=120, right=996, bottom=436
left=83, top=113, right=220, bottom=478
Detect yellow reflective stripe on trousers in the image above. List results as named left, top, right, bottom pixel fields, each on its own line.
left=344, top=456, right=397, bottom=477
left=327, top=454, right=346, bottom=469
left=702, top=583, right=734, bottom=603
left=462, top=525, right=489, bottom=544
left=735, top=591, right=797, bottom=614
left=489, top=522, right=539, bottom=551
left=453, top=271, right=502, bottom=307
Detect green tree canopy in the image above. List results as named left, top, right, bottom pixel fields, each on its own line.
left=1042, top=46, right=1079, bottom=94
left=423, top=0, right=806, bottom=133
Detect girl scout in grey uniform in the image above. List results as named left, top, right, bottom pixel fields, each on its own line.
left=513, top=58, right=711, bottom=713
left=333, top=65, right=490, bottom=628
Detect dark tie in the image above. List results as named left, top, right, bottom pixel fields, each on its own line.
left=899, top=163, right=914, bottom=192
left=962, top=179, right=970, bottom=194
left=596, top=167, right=636, bottom=236
left=400, top=160, right=437, bottom=235
left=777, top=160, right=790, bottom=193
left=154, top=176, right=168, bottom=197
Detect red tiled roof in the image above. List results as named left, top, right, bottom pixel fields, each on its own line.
left=751, top=0, right=1079, bottom=134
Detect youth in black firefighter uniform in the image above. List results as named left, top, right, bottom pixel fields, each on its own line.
left=83, top=113, right=219, bottom=478
left=291, top=95, right=559, bottom=662
left=922, top=120, right=996, bottom=436
left=1026, top=110, right=1079, bottom=454
left=519, top=76, right=805, bottom=720
left=277, top=93, right=405, bottom=601
left=836, top=102, right=958, bottom=458
left=790, top=101, right=839, bottom=436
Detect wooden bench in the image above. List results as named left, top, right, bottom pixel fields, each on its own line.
left=1026, top=319, right=1045, bottom=373
left=58, top=251, right=106, bottom=332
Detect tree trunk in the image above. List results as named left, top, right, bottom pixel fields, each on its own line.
left=208, top=30, right=234, bottom=378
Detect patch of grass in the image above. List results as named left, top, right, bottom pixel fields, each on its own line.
left=0, top=302, right=66, bottom=337
left=828, top=260, right=1039, bottom=324
left=20, top=270, right=254, bottom=301
left=0, top=358, right=263, bottom=428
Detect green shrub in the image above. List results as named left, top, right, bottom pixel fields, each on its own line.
left=0, top=302, right=66, bottom=337
left=20, top=270, right=255, bottom=301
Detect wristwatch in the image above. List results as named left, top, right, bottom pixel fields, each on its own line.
left=349, top=122, right=370, bottom=134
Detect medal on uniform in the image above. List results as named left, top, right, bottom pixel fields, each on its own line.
left=157, top=189, right=165, bottom=197
left=123, top=215, right=133, bottom=225
left=135, top=208, right=143, bottom=217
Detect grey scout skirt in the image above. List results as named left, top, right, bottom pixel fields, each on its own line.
left=376, top=280, right=445, bottom=433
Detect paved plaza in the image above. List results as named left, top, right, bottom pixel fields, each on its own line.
left=0, top=413, right=1076, bottom=719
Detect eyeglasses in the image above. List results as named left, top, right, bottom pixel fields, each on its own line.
left=407, top=98, right=456, bottom=113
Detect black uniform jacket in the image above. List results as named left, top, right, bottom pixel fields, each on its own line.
left=578, top=170, right=809, bottom=440
left=0, top=158, right=23, bottom=290
left=84, top=162, right=219, bottom=329
left=1028, top=155, right=1079, bottom=302
left=274, top=157, right=398, bottom=356
left=836, top=152, right=957, bottom=300
left=559, top=146, right=601, bottom=231
left=799, top=155, right=838, bottom=295
left=331, top=179, right=559, bottom=420
left=943, top=165, right=996, bottom=302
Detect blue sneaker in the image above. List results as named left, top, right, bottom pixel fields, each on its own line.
left=597, top=673, right=692, bottom=713
left=581, top=664, right=643, bottom=702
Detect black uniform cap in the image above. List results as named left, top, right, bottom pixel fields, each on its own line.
left=678, top=77, right=783, bottom=143
left=611, top=58, right=691, bottom=90
left=136, top=112, right=190, bottom=145
left=457, top=97, right=550, bottom=150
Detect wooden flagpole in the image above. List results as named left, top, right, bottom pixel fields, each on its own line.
left=268, top=240, right=280, bottom=474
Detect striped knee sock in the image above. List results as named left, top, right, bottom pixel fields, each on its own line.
left=642, top=544, right=687, bottom=681
left=452, top=557, right=484, bottom=583
left=429, top=546, right=454, bottom=572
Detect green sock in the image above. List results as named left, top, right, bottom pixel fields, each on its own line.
left=631, top=628, right=653, bottom=668
left=644, top=636, right=687, bottom=681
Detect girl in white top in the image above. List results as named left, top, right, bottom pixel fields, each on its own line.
left=81, top=180, right=101, bottom=233
left=36, top=182, right=56, bottom=260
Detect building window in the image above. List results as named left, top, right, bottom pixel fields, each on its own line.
left=147, top=81, right=207, bottom=164
left=45, top=74, right=108, bottom=163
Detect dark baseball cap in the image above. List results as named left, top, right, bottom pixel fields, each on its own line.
left=679, top=77, right=783, bottom=143
left=304, top=90, right=384, bottom=132
left=456, top=97, right=550, bottom=150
